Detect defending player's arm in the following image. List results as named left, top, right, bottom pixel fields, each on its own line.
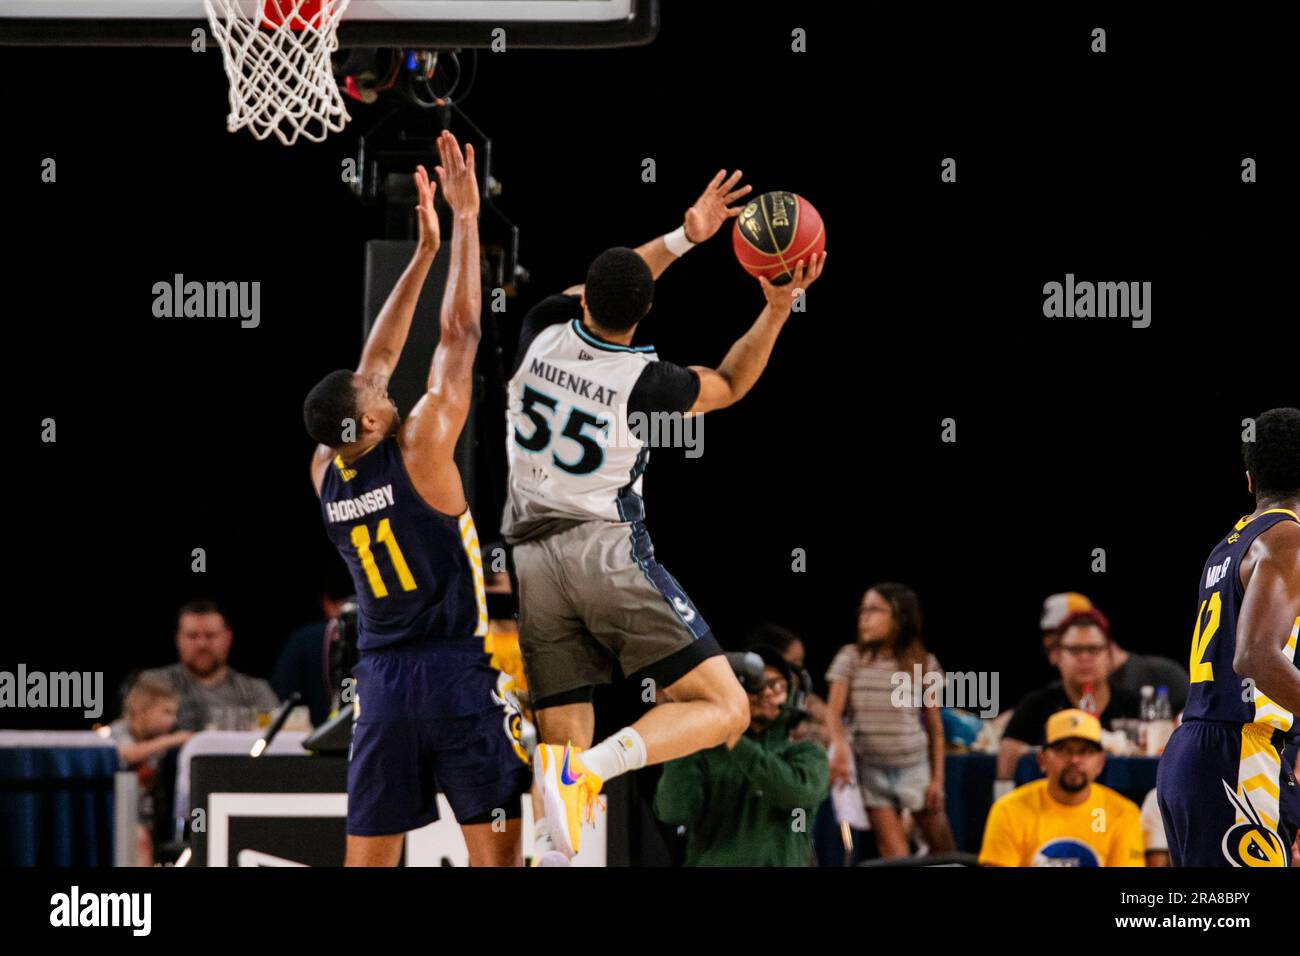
left=358, top=167, right=442, bottom=380
left=398, top=131, right=482, bottom=510
left=687, top=253, right=827, bottom=415
left=1234, top=520, right=1300, bottom=716
left=309, top=160, right=442, bottom=491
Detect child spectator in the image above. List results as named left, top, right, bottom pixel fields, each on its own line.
left=109, top=676, right=193, bottom=866
left=826, top=582, right=955, bottom=858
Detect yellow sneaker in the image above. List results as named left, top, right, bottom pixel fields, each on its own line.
left=534, top=741, right=603, bottom=857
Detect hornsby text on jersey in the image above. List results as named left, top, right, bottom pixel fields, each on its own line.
left=323, top=483, right=396, bottom=524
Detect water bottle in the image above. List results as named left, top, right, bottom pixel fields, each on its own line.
left=1138, top=685, right=1155, bottom=752
left=1146, top=685, right=1174, bottom=756
left=1078, top=682, right=1098, bottom=717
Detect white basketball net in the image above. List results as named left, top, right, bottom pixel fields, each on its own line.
left=203, top=0, right=354, bottom=146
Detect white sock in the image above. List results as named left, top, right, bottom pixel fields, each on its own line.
left=578, top=727, right=647, bottom=782
left=534, top=820, right=556, bottom=855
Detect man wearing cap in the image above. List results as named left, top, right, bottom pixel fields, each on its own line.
left=1040, top=594, right=1189, bottom=711
left=1039, top=592, right=1095, bottom=670
left=980, top=709, right=1145, bottom=866
left=999, top=609, right=1143, bottom=778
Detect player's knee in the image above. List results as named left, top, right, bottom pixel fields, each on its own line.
left=720, top=681, right=750, bottom=744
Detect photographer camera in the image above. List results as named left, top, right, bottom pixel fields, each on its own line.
left=653, top=645, right=829, bottom=866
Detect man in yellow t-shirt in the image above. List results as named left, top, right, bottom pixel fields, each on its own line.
left=980, top=709, right=1145, bottom=867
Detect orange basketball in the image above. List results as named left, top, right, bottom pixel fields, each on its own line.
left=732, top=191, right=825, bottom=285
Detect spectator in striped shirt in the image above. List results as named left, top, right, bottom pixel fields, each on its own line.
left=825, top=582, right=955, bottom=858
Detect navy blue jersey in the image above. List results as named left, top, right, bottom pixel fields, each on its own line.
left=320, top=437, right=488, bottom=651
left=1183, top=508, right=1299, bottom=732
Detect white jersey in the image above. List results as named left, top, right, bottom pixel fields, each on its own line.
left=503, top=316, right=657, bottom=542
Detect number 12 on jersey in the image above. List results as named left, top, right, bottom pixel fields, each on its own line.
left=350, top=517, right=417, bottom=598
left=1189, top=590, right=1221, bottom=684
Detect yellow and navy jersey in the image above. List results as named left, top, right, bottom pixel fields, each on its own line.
left=320, top=437, right=488, bottom=652
left=1183, top=509, right=1299, bottom=733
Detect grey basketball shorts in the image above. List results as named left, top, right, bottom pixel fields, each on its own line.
left=512, top=519, right=722, bottom=708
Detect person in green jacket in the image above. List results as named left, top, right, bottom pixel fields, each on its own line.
left=654, top=644, right=829, bottom=866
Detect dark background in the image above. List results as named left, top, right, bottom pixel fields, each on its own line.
left=2, top=6, right=1291, bottom=728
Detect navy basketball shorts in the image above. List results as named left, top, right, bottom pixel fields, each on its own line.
left=346, top=639, right=532, bottom=837
left=1157, top=719, right=1299, bottom=867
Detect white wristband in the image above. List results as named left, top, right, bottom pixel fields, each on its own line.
left=663, top=225, right=697, bottom=257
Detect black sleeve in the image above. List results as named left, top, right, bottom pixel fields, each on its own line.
left=1103, top=687, right=1144, bottom=724
left=627, top=361, right=701, bottom=416
left=509, top=294, right=582, bottom=376
left=1003, top=687, right=1053, bottom=745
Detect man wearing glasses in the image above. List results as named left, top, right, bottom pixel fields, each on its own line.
left=653, top=645, right=829, bottom=866
left=997, top=610, right=1142, bottom=779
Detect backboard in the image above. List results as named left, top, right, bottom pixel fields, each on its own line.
left=0, top=0, right=658, bottom=48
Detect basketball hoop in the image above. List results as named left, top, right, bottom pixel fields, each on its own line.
left=203, top=0, right=353, bottom=146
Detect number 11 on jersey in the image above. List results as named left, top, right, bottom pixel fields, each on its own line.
left=350, top=517, right=417, bottom=598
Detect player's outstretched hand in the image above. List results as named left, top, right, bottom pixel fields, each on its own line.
left=413, top=164, right=440, bottom=255
left=434, top=129, right=480, bottom=217
left=684, top=169, right=752, bottom=243
left=758, top=252, right=827, bottom=313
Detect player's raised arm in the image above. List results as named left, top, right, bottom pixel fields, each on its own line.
left=397, top=131, right=482, bottom=501
left=307, top=158, right=444, bottom=493
left=357, top=165, right=442, bottom=380
left=558, top=172, right=747, bottom=297
left=630, top=169, right=752, bottom=280
left=687, top=253, right=827, bottom=416
left=425, top=130, right=482, bottom=396
left=1235, top=520, right=1300, bottom=716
